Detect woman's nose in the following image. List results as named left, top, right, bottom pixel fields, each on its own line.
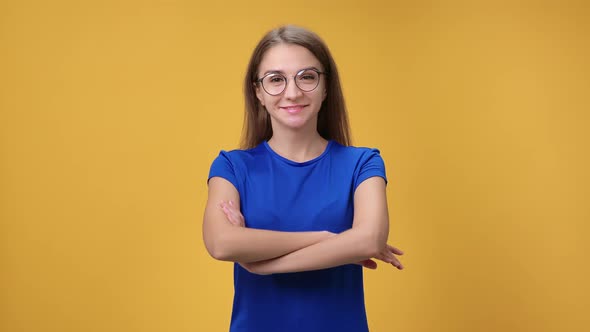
left=283, top=78, right=303, bottom=99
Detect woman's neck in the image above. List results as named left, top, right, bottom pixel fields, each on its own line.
left=267, top=130, right=328, bottom=163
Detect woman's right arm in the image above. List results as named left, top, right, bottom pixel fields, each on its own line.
left=203, top=177, right=332, bottom=263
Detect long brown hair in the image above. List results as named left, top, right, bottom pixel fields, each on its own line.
left=241, top=25, right=352, bottom=149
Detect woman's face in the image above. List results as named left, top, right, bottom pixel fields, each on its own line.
left=255, top=43, right=327, bottom=133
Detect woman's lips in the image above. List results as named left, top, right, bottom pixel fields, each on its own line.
left=280, top=105, right=307, bottom=114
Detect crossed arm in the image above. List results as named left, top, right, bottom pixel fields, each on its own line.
left=202, top=176, right=404, bottom=275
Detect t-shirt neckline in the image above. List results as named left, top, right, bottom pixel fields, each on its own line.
left=263, top=140, right=334, bottom=166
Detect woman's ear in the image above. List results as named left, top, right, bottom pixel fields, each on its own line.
left=255, top=83, right=265, bottom=106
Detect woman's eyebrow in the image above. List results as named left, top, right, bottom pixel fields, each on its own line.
left=262, top=69, right=283, bottom=75
left=262, top=66, right=320, bottom=75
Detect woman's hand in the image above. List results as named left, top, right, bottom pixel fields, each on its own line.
left=356, top=245, right=404, bottom=270
left=219, top=200, right=245, bottom=227
left=356, top=259, right=378, bottom=269
left=375, top=244, right=404, bottom=270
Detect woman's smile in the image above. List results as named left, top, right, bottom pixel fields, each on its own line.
left=280, top=104, right=308, bottom=114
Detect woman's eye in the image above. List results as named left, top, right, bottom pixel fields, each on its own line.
left=268, top=75, right=285, bottom=83
left=298, top=71, right=318, bottom=81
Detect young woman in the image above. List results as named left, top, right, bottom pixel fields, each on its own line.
left=203, top=25, right=404, bottom=332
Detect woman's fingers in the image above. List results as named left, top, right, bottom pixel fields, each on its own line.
left=371, top=244, right=404, bottom=270
left=386, top=245, right=404, bottom=269
left=387, top=244, right=404, bottom=255
left=375, top=247, right=395, bottom=262
left=220, top=200, right=245, bottom=227
left=375, top=252, right=390, bottom=263
left=356, top=259, right=378, bottom=270
left=390, top=257, right=404, bottom=270
left=228, top=205, right=245, bottom=227
left=220, top=202, right=239, bottom=225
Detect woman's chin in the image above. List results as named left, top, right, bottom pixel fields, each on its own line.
left=271, top=115, right=314, bottom=131
left=282, top=119, right=313, bottom=131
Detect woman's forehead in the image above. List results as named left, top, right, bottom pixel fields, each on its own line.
left=258, top=44, right=322, bottom=73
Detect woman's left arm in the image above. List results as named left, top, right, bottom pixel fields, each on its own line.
left=241, top=177, right=401, bottom=274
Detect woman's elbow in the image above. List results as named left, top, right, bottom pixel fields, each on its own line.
left=207, top=244, right=228, bottom=261
left=204, top=233, right=233, bottom=261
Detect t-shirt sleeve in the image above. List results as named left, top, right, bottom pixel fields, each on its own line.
left=353, top=149, right=388, bottom=191
left=208, top=151, right=239, bottom=191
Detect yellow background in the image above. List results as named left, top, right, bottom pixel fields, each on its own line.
left=1, top=0, right=588, bottom=331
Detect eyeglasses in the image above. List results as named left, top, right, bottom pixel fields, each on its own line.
left=256, top=68, right=325, bottom=96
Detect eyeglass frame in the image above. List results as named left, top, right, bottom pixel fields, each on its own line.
left=255, top=67, right=326, bottom=96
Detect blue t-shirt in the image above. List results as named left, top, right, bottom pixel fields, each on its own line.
left=208, top=140, right=387, bottom=332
